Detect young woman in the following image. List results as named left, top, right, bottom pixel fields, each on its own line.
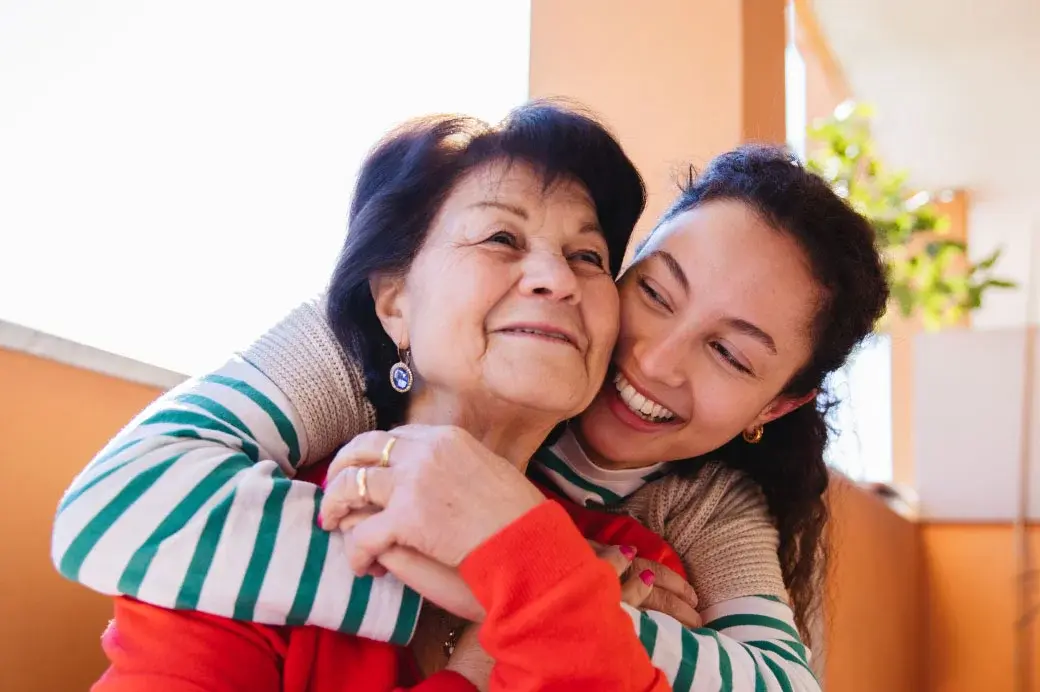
left=53, top=107, right=888, bottom=691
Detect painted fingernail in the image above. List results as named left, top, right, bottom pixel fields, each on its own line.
left=619, top=545, right=637, bottom=560
left=316, top=514, right=324, bottom=530
left=639, top=569, right=655, bottom=587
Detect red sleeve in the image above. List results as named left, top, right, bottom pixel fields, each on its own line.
left=94, top=597, right=284, bottom=692
left=552, top=496, right=686, bottom=577
left=458, top=501, right=669, bottom=692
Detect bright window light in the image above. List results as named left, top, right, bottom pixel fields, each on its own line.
left=0, top=1, right=531, bottom=374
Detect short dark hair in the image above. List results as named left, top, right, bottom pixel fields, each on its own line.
left=327, top=101, right=646, bottom=428
left=644, top=144, right=889, bottom=642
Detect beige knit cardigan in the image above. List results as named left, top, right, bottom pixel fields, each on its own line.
left=243, top=300, right=788, bottom=607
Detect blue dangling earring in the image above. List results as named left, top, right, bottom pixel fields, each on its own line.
left=389, top=345, right=413, bottom=393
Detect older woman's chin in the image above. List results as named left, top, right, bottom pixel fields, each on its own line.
left=484, top=365, right=604, bottom=419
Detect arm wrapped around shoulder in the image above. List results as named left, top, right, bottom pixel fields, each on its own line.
left=621, top=464, right=788, bottom=609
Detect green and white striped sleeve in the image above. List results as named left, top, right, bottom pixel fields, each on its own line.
left=50, top=356, right=421, bottom=645
left=625, top=595, right=820, bottom=692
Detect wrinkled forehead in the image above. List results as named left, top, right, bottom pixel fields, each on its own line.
left=456, top=159, right=597, bottom=212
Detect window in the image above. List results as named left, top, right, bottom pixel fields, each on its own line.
left=0, top=1, right=531, bottom=375
left=785, top=0, right=893, bottom=481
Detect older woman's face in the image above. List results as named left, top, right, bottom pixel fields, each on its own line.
left=385, top=160, right=619, bottom=420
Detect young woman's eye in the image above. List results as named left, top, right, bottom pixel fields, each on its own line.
left=571, top=249, right=606, bottom=269
left=486, top=230, right=521, bottom=248
left=638, top=277, right=671, bottom=311
left=712, top=342, right=752, bottom=375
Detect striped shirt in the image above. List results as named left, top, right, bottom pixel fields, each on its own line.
left=52, top=355, right=820, bottom=691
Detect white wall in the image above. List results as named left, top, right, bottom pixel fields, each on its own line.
left=914, top=327, right=1040, bottom=521
left=814, top=0, right=1040, bottom=328
left=0, top=0, right=531, bottom=374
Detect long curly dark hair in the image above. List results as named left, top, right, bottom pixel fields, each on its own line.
left=642, top=145, right=890, bottom=641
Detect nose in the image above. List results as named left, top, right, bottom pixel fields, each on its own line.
left=632, top=328, right=688, bottom=389
left=517, top=249, right=580, bottom=304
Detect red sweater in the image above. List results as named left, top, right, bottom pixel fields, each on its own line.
left=95, top=483, right=682, bottom=692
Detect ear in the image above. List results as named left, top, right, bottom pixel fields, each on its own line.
left=369, top=272, right=410, bottom=348
left=751, top=388, right=818, bottom=428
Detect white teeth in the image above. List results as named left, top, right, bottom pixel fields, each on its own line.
left=506, top=328, right=567, bottom=342
left=612, top=372, right=677, bottom=423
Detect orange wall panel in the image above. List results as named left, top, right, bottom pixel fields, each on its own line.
left=921, top=523, right=1040, bottom=692
left=0, top=348, right=162, bottom=692
left=825, top=476, right=925, bottom=692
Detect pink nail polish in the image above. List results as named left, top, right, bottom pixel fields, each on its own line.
left=619, top=545, right=637, bottom=560
left=316, top=514, right=324, bottom=530
left=639, top=569, right=655, bottom=587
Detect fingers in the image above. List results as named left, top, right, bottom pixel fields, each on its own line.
left=621, top=568, right=655, bottom=608
left=379, top=546, right=485, bottom=622
left=347, top=507, right=402, bottom=575
left=593, top=544, right=638, bottom=577
left=319, top=466, right=394, bottom=530
left=630, top=557, right=698, bottom=609
left=336, top=505, right=379, bottom=532
left=326, top=431, right=396, bottom=483
left=640, top=587, right=703, bottom=628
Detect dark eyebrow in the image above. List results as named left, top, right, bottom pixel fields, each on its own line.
left=469, top=201, right=528, bottom=219
left=649, top=250, right=690, bottom=294
left=471, top=201, right=603, bottom=236
left=726, top=318, right=777, bottom=355
left=648, top=250, right=777, bottom=355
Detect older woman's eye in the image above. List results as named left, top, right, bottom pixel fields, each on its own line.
left=486, top=230, right=521, bottom=248
left=570, top=250, right=606, bottom=269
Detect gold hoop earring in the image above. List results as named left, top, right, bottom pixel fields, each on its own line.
left=742, top=426, right=764, bottom=444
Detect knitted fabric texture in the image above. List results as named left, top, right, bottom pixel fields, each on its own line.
left=240, top=298, right=376, bottom=463
left=244, top=300, right=788, bottom=607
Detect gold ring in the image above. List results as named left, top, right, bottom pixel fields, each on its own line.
left=380, top=436, right=396, bottom=468
left=356, top=466, right=369, bottom=502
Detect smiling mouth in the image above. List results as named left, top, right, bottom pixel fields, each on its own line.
left=613, top=371, right=677, bottom=423
left=496, top=326, right=577, bottom=347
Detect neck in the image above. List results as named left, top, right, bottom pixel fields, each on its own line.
left=405, top=388, right=558, bottom=472
left=572, top=422, right=662, bottom=471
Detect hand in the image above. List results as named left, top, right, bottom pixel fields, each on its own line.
left=319, top=425, right=545, bottom=573
left=375, top=546, right=486, bottom=622
left=590, top=541, right=701, bottom=629
left=445, top=625, right=493, bottom=691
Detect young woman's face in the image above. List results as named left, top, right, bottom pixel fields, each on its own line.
left=578, top=199, right=820, bottom=468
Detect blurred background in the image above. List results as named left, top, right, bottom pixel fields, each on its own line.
left=1, top=1, right=1037, bottom=689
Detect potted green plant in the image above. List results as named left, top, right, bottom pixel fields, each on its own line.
left=806, top=102, right=1015, bottom=329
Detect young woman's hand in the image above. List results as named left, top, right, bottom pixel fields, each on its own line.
left=590, top=541, right=701, bottom=628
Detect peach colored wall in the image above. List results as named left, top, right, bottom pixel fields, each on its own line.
left=0, top=348, right=162, bottom=691
left=921, top=524, right=1040, bottom=692
left=825, top=476, right=924, bottom=692
left=530, top=0, right=786, bottom=245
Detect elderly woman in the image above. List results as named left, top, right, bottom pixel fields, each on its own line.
left=57, top=103, right=668, bottom=690
left=54, top=107, right=889, bottom=690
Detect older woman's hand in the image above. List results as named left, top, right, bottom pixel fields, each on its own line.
left=319, top=425, right=545, bottom=573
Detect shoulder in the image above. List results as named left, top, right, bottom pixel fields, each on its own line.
left=628, top=462, right=771, bottom=528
